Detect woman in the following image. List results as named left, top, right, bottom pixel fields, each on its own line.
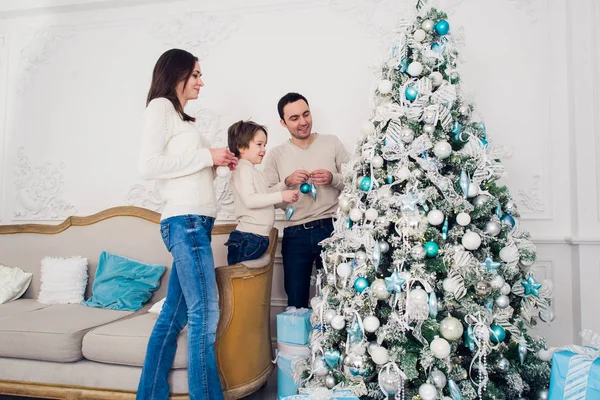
left=137, top=48, right=237, bottom=400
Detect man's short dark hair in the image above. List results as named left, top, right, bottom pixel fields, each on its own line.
left=277, top=92, right=309, bottom=121
left=227, top=120, right=268, bottom=158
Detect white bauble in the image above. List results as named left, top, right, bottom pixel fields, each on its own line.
left=422, top=19, right=435, bottom=31
left=440, top=316, right=464, bottom=341
left=370, top=346, right=389, bottom=365
left=379, top=241, right=390, bottom=253
left=371, top=155, right=384, bottom=169
left=537, top=347, right=554, bottom=362
left=339, top=196, right=351, bottom=211
left=499, top=246, right=517, bottom=262
left=378, top=80, right=393, bottom=94
left=313, top=356, right=329, bottom=376
left=363, top=315, right=381, bottom=333
left=413, top=29, right=426, bottom=42
left=501, top=283, right=512, bottom=295
left=442, top=278, right=457, bottom=293
left=467, top=184, right=480, bottom=198
left=409, top=288, right=428, bottom=306
left=430, top=71, right=443, bottom=86
left=491, top=275, right=505, bottom=289
left=407, top=61, right=423, bottom=77
left=216, top=166, right=230, bottom=178
left=362, top=121, right=375, bottom=135
left=462, top=230, right=482, bottom=250
left=427, top=210, right=445, bottom=226
left=430, top=336, right=451, bottom=359
left=396, top=166, right=411, bottom=181
left=349, top=208, right=363, bottom=222
left=419, top=383, right=438, bottom=400
left=456, top=212, right=471, bottom=226
left=365, top=208, right=379, bottom=221
left=400, top=128, right=415, bottom=143
left=495, top=295, right=510, bottom=309
left=330, top=315, right=346, bottom=330
left=430, top=369, right=447, bottom=389
left=324, top=309, right=336, bottom=324
left=371, top=279, right=390, bottom=300
left=310, top=296, right=322, bottom=309
left=337, top=263, right=352, bottom=278
left=433, top=141, right=452, bottom=159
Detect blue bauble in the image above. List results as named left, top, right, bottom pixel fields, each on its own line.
left=435, top=20, right=450, bottom=35
left=385, top=174, right=394, bottom=184
left=353, top=277, right=369, bottom=293
left=359, top=176, right=372, bottom=192
left=424, top=241, right=439, bottom=257
left=501, top=215, right=516, bottom=228
left=405, top=86, right=418, bottom=101
left=300, top=183, right=311, bottom=194
left=490, top=324, right=507, bottom=343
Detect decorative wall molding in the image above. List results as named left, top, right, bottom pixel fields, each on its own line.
left=12, top=146, right=77, bottom=220
left=517, top=174, right=547, bottom=216
left=125, top=182, right=162, bottom=212
left=17, top=26, right=75, bottom=95
left=151, top=12, right=241, bottom=60
left=593, top=0, right=600, bottom=222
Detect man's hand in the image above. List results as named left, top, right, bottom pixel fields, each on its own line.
left=284, top=170, right=310, bottom=186
left=209, top=148, right=238, bottom=167
left=311, top=169, right=333, bottom=186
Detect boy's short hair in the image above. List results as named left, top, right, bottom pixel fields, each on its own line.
left=227, top=120, right=268, bottom=158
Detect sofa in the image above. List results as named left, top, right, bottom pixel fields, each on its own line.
left=0, top=206, right=277, bottom=399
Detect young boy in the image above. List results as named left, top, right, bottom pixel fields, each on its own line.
left=225, top=120, right=299, bottom=264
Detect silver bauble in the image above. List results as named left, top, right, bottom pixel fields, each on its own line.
left=496, top=357, right=510, bottom=372
left=379, top=241, right=390, bottom=253
left=537, top=389, right=549, bottom=400
left=458, top=105, right=471, bottom=116
left=484, top=221, right=502, bottom=236
left=375, top=217, right=389, bottom=228
left=354, top=250, right=367, bottom=264
left=325, top=374, right=336, bottom=389
left=475, top=281, right=492, bottom=296
left=400, top=128, right=414, bottom=143
left=505, top=201, right=518, bottom=215
left=495, top=295, right=510, bottom=309
left=342, top=352, right=374, bottom=380
left=378, top=369, right=400, bottom=395
left=423, top=124, right=435, bottom=134
left=430, top=369, right=447, bottom=389
left=472, top=194, right=489, bottom=207
left=423, top=110, right=437, bottom=124
left=410, top=245, right=426, bottom=260
left=501, top=283, right=512, bottom=295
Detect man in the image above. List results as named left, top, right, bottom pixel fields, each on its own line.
left=263, top=92, right=349, bottom=308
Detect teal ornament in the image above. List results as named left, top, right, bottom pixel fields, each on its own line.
left=285, top=205, right=294, bottom=221
left=448, top=379, right=463, bottom=400
left=385, top=174, right=393, bottom=184
left=435, top=19, right=450, bottom=35
left=459, top=170, right=470, bottom=198
left=346, top=217, right=353, bottom=229
left=399, top=58, right=408, bottom=73
left=348, top=320, right=363, bottom=343
left=496, top=202, right=503, bottom=218
left=485, top=298, right=494, bottom=310
left=424, top=241, right=439, bottom=257
left=399, top=192, right=419, bottom=212
left=385, top=271, right=405, bottom=293
left=431, top=42, right=445, bottom=54
left=300, top=183, right=311, bottom=194
left=354, top=277, right=369, bottom=293
left=452, top=122, right=466, bottom=143
left=490, top=324, right=506, bottom=343
left=464, top=326, right=475, bottom=351
left=405, top=86, right=418, bottom=101
left=521, top=275, right=542, bottom=297
left=391, top=45, right=398, bottom=57
left=518, top=336, right=528, bottom=364
left=482, top=257, right=501, bottom=272
left=324, top=349, right=341, bottom=368
left=501, top=215, right=516, bottom=228
left=372, top=242, right=381, bottom=268
left=311, top=182, right=317, bottom=200
left=480, top=138, right=489, bottom=148
left=442, top=217, right=449, bottom=240
left=359, top=176, right=372, bottom=192
left=429, top=292, right=438, bottom=319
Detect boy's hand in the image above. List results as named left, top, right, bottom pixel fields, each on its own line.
left=311, top=169, right=333, bottom=186
left=210, top=148, right=238, bottom=167
left=284, top=170, right=310, bottom=186
left=282, top=190, right=300, bottom=203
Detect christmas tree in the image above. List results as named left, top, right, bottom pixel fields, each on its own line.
left=297, top=4, right=554, bottom=400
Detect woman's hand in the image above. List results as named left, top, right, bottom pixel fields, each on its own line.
left=210, top=148, right=238, bottom=168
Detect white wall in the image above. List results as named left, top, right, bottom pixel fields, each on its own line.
left=0, top=0, right=597, bottom=347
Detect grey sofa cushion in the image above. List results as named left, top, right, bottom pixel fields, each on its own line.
left=0, top=357, right=189, bottom=393
left=0, top=298, right=48, bottom=320
left=83, top=312, right=188, bottom=369
left=0, top=303, right=132, bottom=362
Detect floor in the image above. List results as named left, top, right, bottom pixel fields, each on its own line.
left=0, top=370, right=278, bottom=400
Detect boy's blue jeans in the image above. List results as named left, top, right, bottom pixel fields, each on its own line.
left=225, top=229, right=269, bottom=265
left=137, top=215, right=223, bottom=400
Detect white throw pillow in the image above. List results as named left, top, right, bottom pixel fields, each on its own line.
left=148, top=297, right=165, bottom=315
left=38, top=256, right=88, bottom=305
left=0, top=265, right=33, bottom=304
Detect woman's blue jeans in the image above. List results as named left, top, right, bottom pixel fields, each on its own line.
left=137, top=215, right=223, bottom=400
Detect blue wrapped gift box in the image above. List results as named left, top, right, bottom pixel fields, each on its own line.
left=277, top=342, right=311, bottom=400
left=549, top=349, right=600, bottom=399
left=276, top=308, right=312, bottom=345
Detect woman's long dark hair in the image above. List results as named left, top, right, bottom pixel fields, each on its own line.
left=146, top=49, right=198, bottom=122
